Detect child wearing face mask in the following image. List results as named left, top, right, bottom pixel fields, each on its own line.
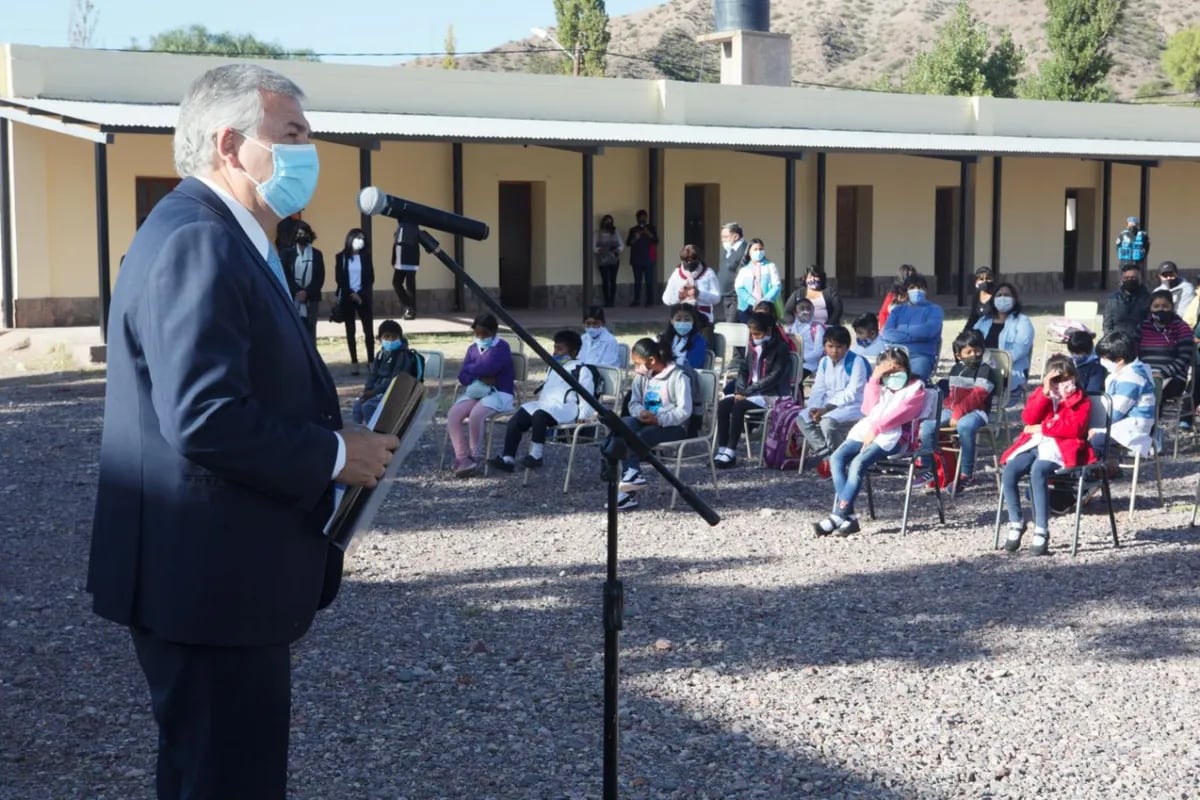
left=713, top=312, right=792, bottom=467
left=850, top=313, right=885, bottom=360
left=812, top=347, right=929, bottom=537
left=659, top=304, right=708, bottom=369
left=998, top=355, right=1094, bottom=556
left=579, top=306, right=622, bottom=368
left=488, top=329, right=595, bottom=473
left=787, top=298, right=826, bottom=379
left=752, top=301, right=798, bottom=354
left=734, top=239, right=782, bottom=321
left=937, top=330, right=997, bottom=492
left=1065, top=330, right=1106, bottom=395
left=352, top=320, right=419, bottom=425
left=1091, top=331, right=1157, bottom=474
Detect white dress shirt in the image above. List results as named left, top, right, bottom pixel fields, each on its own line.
left=195, top=176, right=346, bottom=479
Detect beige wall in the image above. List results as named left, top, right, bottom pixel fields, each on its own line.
left=108, top=134, right=175, bottom=284
left=1146, top=161, right=1200, bottom=270
left=998, top=157, right=1099, bottom=275
left=367, top=141, right=454, bottom=292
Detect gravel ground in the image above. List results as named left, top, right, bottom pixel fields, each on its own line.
left=2, top=348, right=1200, bottom=800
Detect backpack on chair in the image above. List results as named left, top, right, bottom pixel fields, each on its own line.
left=762, top=397, right=806, bottom=470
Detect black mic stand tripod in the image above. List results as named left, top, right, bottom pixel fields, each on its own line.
left=414, top=229, right=720, bottom=800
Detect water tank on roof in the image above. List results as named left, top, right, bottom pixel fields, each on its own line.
left=714, top=0, right=770, bottom=32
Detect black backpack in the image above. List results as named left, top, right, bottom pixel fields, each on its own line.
left=572, top=363, right=607, bottom=398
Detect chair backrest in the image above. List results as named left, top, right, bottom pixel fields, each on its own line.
left=413, top=349, right=445, bottom=402
left=596, top=365, right=624, bottom=405
left=701, top=349, right=715, bottom=370
left=511, top=351, right=529, bottom=382
left=498, top=333, right=525, bottom=353
left=710, top=332, right=727, bottom=372
left=913, top=389, right=944, bottom=457
left=788, top=351, right=804, bottom=401
left=696, top=369, right=720, bottom=432
left=1063, top=300, right=1099, bottom=320
left=617, top=342, right=631, bottom=370
left=985, top=348, right=1013, bottom=410
left=1088, top=393, right=1113, bottom=439
left=713, top=322, right=749, bottom=367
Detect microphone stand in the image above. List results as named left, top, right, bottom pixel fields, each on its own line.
left=414, top=229, right=720, bottom=800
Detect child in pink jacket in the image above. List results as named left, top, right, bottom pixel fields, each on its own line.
left=812, top=346, right=929, bottom=537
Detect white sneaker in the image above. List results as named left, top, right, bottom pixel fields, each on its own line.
left=619, top=470, right=648, bottom=492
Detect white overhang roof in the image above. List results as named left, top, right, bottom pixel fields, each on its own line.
left=0, top=96, right=1195, bottom=160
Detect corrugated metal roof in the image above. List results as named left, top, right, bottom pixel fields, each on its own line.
left=4, top=96, right=1200, bottom=159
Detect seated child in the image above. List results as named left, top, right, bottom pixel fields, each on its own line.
left=939, top=329, right=997, bottom=492
left=787, top=298, right=826, bottom=379
left=353, top=320, right=419, bottom=424
left=851, top=313, right=885, bottom=360
left=797, top=326, right=869, bottom=470
left=613, top=338, right=694, bottom=511
left=1065, top=329, right=1106, bottom=395
left=659, top=303, right=708, bottom=369
left=580, top=305, right=623, bottom=368
left=999, top=354, right=1093, bottom=556
left=1091, top=331, right=1156, bottom=470
left=753, top=301, right=799, bottom=354
left=811, top=347, right=929, bottom=537
left=488, top=330, right=595, bottom=472
left=713, top=311, right=792, bottom=468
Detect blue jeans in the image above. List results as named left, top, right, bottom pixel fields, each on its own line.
left=352, top=395, right=382, bottom=425
left=955, top=411, right=987, bottom=478
left=829, top=438, right=898, bottom=516
left=1001, top=449, right=1055, bottom=531
left=908, top=353, right=936, bottom=382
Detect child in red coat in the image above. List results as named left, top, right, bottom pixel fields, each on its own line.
left=998, top=354, right=1094, bottom=556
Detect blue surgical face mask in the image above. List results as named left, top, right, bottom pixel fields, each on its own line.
left=883, top=372, right=908, bottom=390
left=553, top=353, right=570, bottom=364
left=239, top=135, right=320, bottom=218
left=381, top=338, right=403, bottom=353
left=585, top=325, right=604, bottom=338
left=907, top=289, right=926, bottom=304
left=1071, top=354, right=1092, bottom=365
left=993, top=296, right=1014, bottom=313
left=751, top=250, right=766, bottom=262
left=673, top=321, right=693, bottom=336
left=475, top=336, right=493, bottom=350
left=856, top=336, right=874, bottom=348
left=751, top=335, right=770, bottom=346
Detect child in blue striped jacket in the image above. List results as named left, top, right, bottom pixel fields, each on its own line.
left=1091, top=331, right=1157, bottom=470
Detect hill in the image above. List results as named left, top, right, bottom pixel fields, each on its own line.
left=409, top=0, right=1195, bottom=101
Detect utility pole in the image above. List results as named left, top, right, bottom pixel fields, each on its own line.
left=573, top=38, right=581, bottom=76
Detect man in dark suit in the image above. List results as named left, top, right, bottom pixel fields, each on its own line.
left=718, top=222, right=749, bottom=323
left=88, top=64, right=398, bottom=800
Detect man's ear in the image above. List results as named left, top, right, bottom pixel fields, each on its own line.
left=215, top=127, right=243, bottom=168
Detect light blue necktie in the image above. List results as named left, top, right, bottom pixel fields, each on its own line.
left=266, top=247, right=291, bottom=298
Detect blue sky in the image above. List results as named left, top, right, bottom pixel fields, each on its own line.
left=4, top=0, right=660, bottom=65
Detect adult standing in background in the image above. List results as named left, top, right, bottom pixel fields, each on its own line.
left=282, top=219, right=324, bottom=342
left=594, top=214, right=623, bottom=307
left=88, top=64, right=398, bottom=800
left=1115, top=216, right=1150, bottom=272
left=391, top=222, right=419, bottom=320
left=718, top=222, right=749, bottom=323
left=336, top=227, right=376, bottom=375
left=626, top=209, right=659, bottom=307
left=783, top=265, right=843, bottom=327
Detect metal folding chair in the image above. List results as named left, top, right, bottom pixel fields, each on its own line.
left=650, top=370, right=720, bottom=510
left=862, top=391, right=946, bottom=536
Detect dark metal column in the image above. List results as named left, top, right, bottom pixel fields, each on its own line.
left=990, top=156, right=1002, bottom=278
left=358, top=147, right=372, bottom=238
left=815, top=153, right=827, bottom=272
left=0, top=119, right=14, bottom=329
left=1139, top=163, right=1151, bottom=239
left=582, top=152, right=595, bottom=310
left=784, top=156, right=796, bottom=292
left=94, top=142, right=112, bottom=341
left=1100, top=160, right=1112, bottom=291
left=649, top=147, right=661, bottom=294
left=453, top=142, right=465, bottom=312
left=956, top=159, right=976, bottom=308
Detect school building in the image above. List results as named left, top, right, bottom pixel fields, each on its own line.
left=1, top=43, right=1199, bottom=330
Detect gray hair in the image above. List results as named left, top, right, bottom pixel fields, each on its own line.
left=173, top=64, right=306, bottom=178
left=722, top=222, right=743, bottom=237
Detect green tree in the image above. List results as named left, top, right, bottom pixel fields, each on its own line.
left=552, top=0, right=611, bottom=77
left=131, top=25, right=319, bottom=61
left=648, top=27, right=717, bottom=83
left=901, top=1, right=1023, bottom=97
left=443, top=24, right=457, bottom=70
left=1022, top=0, right=1123, bottom=101
left=1162, top=26, right=1200, bottom=96
left=68, top=0, right=98, bottom=48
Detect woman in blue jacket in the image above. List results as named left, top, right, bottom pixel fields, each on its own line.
left=972, top=282, right=1035, bottom=403
left=734, top=238, right=782, bottom=322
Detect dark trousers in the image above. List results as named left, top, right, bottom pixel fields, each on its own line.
left=620, top=416, right=687, bottom=472
left=598, top=265, right=619, bottom=306
left=343, top=293, right=374, bottom=364
left=630, top=262, right=655, bottom=305
left=722, top=294, right=739, bottom=323
left=131, top=628, right=291, bottom=800
left=503, top=408, right=556, bottom=456
left=392, top=269, right=417, bottom=315
left=716, top=395, right=763, bottom=450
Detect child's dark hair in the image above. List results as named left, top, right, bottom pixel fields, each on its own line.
left=851, top=312, right=879, bottom=333
left=747, top=311, right=775, bottom=335
left=632, top=337, right=670, bottom=364
left=952, top=329, right=985, bottom=357
left=905, top=274, right=929, bottom=291
left=661, top=304, right=702, bottom=347
left=584, top=305, right=606, bottom=324
left=553, top=329, right=583, bottom=356
left=892, top=265, right=918, bottom=294
left=1096, top=331, right=1137, bottom=363
left=823, top=326, right=851, bottom=346
left=794, top=297, right=815, bottom=312
left=877, top=346, right=912, bottom=373
left=472, top=313, right=499, bottom=334
left=378, top=319, right=404, bottom=339
left=1066, top=329, right=1096, bottom=356
left=1045, top=353, right=1079, bottom=380
left=752, top=301, right=778, bottom=321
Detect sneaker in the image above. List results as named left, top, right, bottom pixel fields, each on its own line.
left=811, top=515, right=843, bottom=537
left=1181, top=418, right=1193, bottom=432
left=913, top=470, right=935, bottom=486
left=487, top=456, right=515, bottom=474
left=521, top=455, right=543, bottom=470
left=1029, top=531, right=1050, bottom=556
left=619, top=469, right=648, bottom=492
left=832, top=516, right=861, bottom=537
left=1003, top=523, right=1024, bottom=552
left=616, top=492, right=639, bottom=511
left=951, top=475, right=974, bottom=496
left=714, top=453, right=737, bottom=470
left=816, top=459, right=832, bottom=479
left=403, top=310, right=416, bottom=321
left=453, top=458, right=478, bottom=478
